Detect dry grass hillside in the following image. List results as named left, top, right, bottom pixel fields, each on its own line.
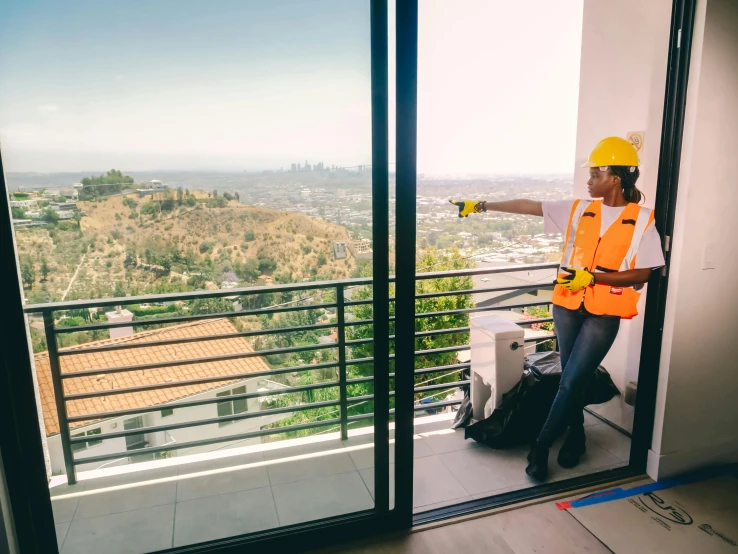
left=15, top=191, right=357, bottom=303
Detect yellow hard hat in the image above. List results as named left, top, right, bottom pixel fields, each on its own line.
left=582, top=136, right=639, bottom=168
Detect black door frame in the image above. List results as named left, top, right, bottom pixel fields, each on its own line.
left=0, top=0, right=698, bottom=550
left=629, top=0, right=697, bottom=471
left=0, top=146, right=60, bottom=554
left=393, top=0, right=419, bottom=527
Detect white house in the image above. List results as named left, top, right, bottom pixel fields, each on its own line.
left=10, top=200, right=38, bottom=209
left=333, top=241, right=347, bottom=260
left=50, top=202, right=77, bottom=211
left=34, top=318, right=293, bottom=475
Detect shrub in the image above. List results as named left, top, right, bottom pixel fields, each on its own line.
left=55, top=316, right=87, bottom=328
left=128, top=304, right=178, bottom=317
left=258, top=257, right=277, bottom=273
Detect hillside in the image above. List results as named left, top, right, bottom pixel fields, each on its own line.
left=14, top=191, right=357, bottom=303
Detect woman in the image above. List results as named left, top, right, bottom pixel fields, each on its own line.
left=451, top=137, right=665, bottom=480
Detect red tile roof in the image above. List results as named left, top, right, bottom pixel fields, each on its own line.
left=34, top=318, right=270, bottom=436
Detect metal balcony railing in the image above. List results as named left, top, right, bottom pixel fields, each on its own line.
left=23, top=263, right=558, bottom=484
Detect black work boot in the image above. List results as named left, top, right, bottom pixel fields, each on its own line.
left=557, top=427, right=586, bottom=468
left=525, top=442, right=549, bottom=481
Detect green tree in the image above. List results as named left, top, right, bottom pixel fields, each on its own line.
left=124, top=247, right=137, bottom=268
left=182, top=249, right=196, bottom=271
left=160, top=197, right=175, bottom=212
left=79, top=169, right=134, bottom=200
left=244, top=229, right=255, bottom=242
left=40, top=258, right=50, bottom=282
left=263, top=247, right=474, bottom=437
left=348, top=247, right=474, bottom=408
left=20, top=258, right=35, bottom=288
left=113, top=282, right=126, bottom=298
left=42, top=209, right=59, bottom=224
left=159, top=255, right=173, bottom=272
left=235, top=259, right=260, bottom=282
left=190, top=297, right=233, bottom=315
left=258, top=257, right=277, bottom=273
left=11, top=207, right=26, bottom=219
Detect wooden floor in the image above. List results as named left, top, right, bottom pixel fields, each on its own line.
left=315, top=501, right=611, bottom=554
left=315, top=471, right=738, bottom=554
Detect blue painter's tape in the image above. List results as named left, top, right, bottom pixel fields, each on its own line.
left=562, top=465, right=736, bottom=510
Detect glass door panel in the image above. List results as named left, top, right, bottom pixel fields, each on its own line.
left=0, top=0, right=394, bottom=551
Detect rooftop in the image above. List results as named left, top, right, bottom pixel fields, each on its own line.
left=34, top=318, right=269, bottom=436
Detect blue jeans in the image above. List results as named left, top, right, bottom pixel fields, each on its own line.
left=537, top=305, right=620, bottom=447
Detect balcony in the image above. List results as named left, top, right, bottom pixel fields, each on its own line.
left=25, top=264, right=631, bottom=553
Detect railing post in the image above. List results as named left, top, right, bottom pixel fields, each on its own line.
left=337, top=285, right=349, bottom=441
left=43, top=310, right=77, bottom=485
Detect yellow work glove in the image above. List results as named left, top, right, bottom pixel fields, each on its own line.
left=555, top=267, right=595, bottom=292
left=450, top=199, right=483, bottom=218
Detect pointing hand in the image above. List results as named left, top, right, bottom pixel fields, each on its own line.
left=450, top=200, right=484, bottom=218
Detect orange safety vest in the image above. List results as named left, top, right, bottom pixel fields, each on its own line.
left=552, top=200, right=655, bottom=319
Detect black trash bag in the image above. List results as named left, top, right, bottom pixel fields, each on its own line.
left=525, top=351, right=620, bottom=404
left=524, top=351, right=561, bottom=375
left=464, top=352, right=620, bottom=449
left=451, top=391, right=473, bottom=429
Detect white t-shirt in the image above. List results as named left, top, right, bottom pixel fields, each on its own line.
left=542, top=200, right=665, bottom=270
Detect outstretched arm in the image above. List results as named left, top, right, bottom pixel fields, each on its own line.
left=481, top=200, right=543, bottom=216
left=450, top=199, right=543, bottom=218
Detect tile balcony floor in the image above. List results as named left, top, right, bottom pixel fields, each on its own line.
left=51, top=411, right=629, bottom=553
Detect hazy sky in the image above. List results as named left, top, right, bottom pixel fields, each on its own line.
left=0, top=0, right=583, bottom=175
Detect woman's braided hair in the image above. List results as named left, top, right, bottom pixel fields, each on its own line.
left=609, top=166, right=644, bottom=204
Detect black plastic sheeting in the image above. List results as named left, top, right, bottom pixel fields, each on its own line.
left=461, top=351, right=620, bottom=448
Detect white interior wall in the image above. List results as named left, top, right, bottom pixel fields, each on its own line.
left=649, top=0, right=738, bottom=479
left=573, top=0, right=673, bottom=396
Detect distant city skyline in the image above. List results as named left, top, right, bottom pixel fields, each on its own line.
left=0, top=0, right=583, bottom=175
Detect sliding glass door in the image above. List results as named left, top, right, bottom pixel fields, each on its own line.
left=0, top=0, right=398, bottom=552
